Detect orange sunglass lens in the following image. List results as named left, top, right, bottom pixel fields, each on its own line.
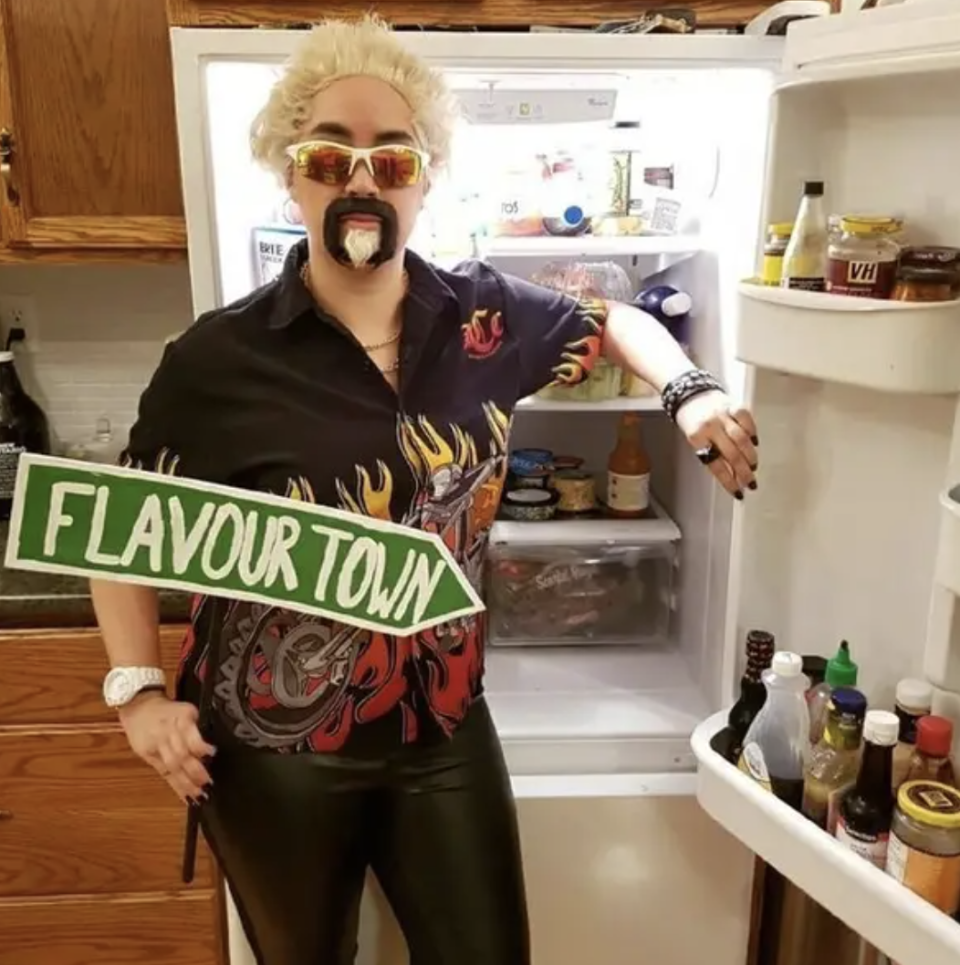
left=370, top=149, right=422, bottom=188
left=298, top=145, right=353, bottom=185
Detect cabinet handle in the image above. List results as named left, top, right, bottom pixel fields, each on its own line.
left=0, top=809, right=12, bottom=821
left=0, top=127, right=20, bottom=206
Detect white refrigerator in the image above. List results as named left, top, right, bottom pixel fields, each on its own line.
left=169, top=4, right=960, bottom=964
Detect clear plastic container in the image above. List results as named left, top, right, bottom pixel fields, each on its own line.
left=485, top=541, right=676, bottom=647
left=738, top=651, right=812, bottom=810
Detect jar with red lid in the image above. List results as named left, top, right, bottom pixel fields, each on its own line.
left=904, top=715, right=956, bottom=788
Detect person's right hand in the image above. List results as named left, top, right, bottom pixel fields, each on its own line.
left=118, top=691, right=216, bottom=804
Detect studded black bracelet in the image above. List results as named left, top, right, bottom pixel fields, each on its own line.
left=661, top=369, right=724, bottom=422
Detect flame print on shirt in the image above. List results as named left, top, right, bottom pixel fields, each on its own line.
left=213, top=403, right=511, bottom=752
left=548, top=296, right=608, bottom=388
left=461, top=308, right=505, bottom=360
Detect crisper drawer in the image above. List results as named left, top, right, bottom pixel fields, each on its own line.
left=485, top=531, right=677, bottom=647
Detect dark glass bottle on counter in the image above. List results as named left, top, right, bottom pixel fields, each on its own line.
left=0, top=348, right=50, bottom=520
left=835, top=710, right=899, bottom=868
left=727, top=629, right=776, bottom=762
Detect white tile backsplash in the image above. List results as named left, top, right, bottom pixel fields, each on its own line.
left=0, top=262, right=193, bottom=452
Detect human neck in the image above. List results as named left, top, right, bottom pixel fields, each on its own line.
left=305, top=245, right=406, bottom=341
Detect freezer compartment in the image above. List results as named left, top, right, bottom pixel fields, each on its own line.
left=692, top=711, right=960, bottom=965
left=485, top=535, right=677, bottom=648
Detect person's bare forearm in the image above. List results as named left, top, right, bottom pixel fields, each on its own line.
left=601, top=301, right=698, bottom=394
left=90, top=578, right=162, bottom=667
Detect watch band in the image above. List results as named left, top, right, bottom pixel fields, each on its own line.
left=103, top=666, right=167, bottom=708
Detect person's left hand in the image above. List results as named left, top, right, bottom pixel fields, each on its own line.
left=674, top=390, right=758, bottom=499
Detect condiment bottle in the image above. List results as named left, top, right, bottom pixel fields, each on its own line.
left=892, top=677, right=934, bottom=792
left=727, top=629, right=776, bottom=762
left=802, top=687, right=867, bottom=833
left=781, top=180, right=828, bottom=292
left=0, top=347, right=51, bottom=521
left=606, top=412, right=651, bottom=518
left=760, top=222, right=794, bottom=286
left=738, top=651, right=811, bottom=810
left=826, top=216, right=901, bottom=299
left=835, top=710, right=899, bottom=868
left=905, top=716, right=957, bottom=789
left=807, top=640, right=859, bottom=745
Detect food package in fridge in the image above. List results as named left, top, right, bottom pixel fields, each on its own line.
left=485, top=542, right=676, bottom=646
left=485, top=157, right=549, bottom=237
left=252, top=225, right=307, bottom=287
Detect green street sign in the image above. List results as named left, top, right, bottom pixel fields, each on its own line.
left=4, top=455, right=484, bottom=635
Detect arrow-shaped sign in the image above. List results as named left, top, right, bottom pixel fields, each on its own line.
left=4, top=455, right=484, bottom=635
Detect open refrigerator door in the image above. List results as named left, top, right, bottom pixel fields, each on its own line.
left=691, top=5, right=960, bottom=965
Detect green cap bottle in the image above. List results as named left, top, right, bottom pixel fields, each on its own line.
left=824, top=640, right=858, bottom=687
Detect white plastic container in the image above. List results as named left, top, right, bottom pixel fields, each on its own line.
left=738, top=651, right=812, bottom=809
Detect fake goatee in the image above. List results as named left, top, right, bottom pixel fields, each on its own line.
left=322, top=197, right=399, bottom=269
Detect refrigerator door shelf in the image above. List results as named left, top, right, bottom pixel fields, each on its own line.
left=692, top=710, right=960, bottom=965
left=782, top=0, right=960, bottom=82
left=737, top=282, right=960, bottom=395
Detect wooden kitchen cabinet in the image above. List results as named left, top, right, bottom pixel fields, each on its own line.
left=167, top=0, right=807, bottom=28
left=0, top=624, right=224, bottom=965
left=0, top=0, right=187, bottom=259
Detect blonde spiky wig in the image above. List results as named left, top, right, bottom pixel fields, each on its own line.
left=250, top=15, right=458, bottom=184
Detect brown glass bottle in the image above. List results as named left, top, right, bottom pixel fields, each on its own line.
left=0, top=349, right=50, bottom=520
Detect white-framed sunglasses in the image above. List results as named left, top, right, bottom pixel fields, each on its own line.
left=285, top=140, right=430, bottom=189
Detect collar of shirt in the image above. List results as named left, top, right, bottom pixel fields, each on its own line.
left=268, top=237, right=459, bottom=340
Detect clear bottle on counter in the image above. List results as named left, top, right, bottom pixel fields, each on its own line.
left=836, top=710, right=899, bottom=868
left=905, top=716, right=957, bottom=789
left=807, top=640, right=859, bottom=745
left=893, top=678, right=934, bottom=792
left=738, top=651, right=811, bottom=810
left=826, top=216, right=901, bottom=299
left=802, top=687, right=867, bottom=833
left=781, top=180, right=828, bottom=292
left=726, top=629, right=776, bottom=763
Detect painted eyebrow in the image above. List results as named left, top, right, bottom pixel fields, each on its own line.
left=306, top=122, right=416, bottom=146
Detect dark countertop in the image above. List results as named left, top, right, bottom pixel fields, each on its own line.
left=0, top=523, right=192, bottom=629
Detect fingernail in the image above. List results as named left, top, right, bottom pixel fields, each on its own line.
left=751, top=435, right=759, bottom=446
left=734, top=490, right=744, bottom=501
left=748, top=481, right=758, bottom=491
left=749, top=463, right=758, bottom=472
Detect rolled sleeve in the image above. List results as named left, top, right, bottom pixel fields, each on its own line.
left=500, top=272, right=609, bottom=400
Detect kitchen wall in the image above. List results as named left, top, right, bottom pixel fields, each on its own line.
left=0, top=263, right=194, bottom=455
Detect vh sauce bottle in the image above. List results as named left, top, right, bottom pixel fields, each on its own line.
left=738, top=651, right=811, bottom=810
left=835, top=710, right=899, bottom=868
left=781, top=180, right=828, bottom=292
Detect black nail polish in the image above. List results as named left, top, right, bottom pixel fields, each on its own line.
left=751, top=435, right=759, bottom=446
left=748, top=481, right=758, bottom=491
left=734, top=490, right=744, bottom=501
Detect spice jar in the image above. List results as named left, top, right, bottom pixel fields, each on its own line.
left=826, top=216, right=901, bottom=299
left=891, top=266, right=956, bottom=303
left=552, top=469, right=596, bottom=515
left=899, top=246, right=960, bottom=296
left=760, top=222, right=794, bottom=286
left=887, top=780, right=960, bottom=915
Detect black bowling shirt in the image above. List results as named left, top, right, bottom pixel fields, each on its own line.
left=124, top=239, right=608, bottom=754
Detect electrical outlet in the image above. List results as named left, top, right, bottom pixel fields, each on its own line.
left=0, top=295, right=40, bottom=351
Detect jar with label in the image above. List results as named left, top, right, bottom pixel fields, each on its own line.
left=760, top=222, right=794, bottom=286
left=826, top=216, right=901, bottom=299
left=886, top=780, right=960, bottom=915
left=891, top=266, right=956, bottom=303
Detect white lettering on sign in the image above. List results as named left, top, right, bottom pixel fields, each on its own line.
left=44, top=481, right=96, bottom=557
left=310, top=523, right=356, bottom=601
left=169, top=498, right=216, bottom=575
left=393, top=554, right=446, bottom=626
left=200, top=503, right=245, bottom=580
left=119, top=494, right=166, bottom=572
left=237, top=511, right=274, bottom=587
left=264, top=516, right=300, bottom=591
left=86, top=485, right=121, bottom=566
left=367, top=547, right=417, bottom=620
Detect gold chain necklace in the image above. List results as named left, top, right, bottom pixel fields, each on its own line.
left=299, top=261, right=405, bottom=354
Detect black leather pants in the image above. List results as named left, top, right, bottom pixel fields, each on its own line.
left=199, top=699, right=530, bottom=965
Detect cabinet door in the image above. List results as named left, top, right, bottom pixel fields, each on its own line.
left=0, top=892, right=221, bottom=965
left=0, top=626, right=187, bottom=726
left=0, top=0, right=186, bottom=249
left=166, top=0, right=807, bottom=29
left=0, top=728, right=216, bottom=897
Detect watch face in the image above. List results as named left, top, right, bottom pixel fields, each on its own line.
left=105, top=669, right=134, bottom=706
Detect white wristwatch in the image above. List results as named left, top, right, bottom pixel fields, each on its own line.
left=103, top=666, right=167, bottom=708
